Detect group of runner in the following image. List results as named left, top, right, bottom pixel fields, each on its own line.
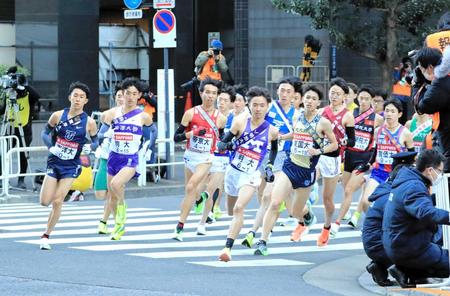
left=38, top=75, right=428, bottom=263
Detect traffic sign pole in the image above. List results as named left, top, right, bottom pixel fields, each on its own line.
left=164, top=47, right=173, bottom=179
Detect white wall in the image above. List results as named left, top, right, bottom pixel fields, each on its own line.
left=0, top=23, right=15, bottom=66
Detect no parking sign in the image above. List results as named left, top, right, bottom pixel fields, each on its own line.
left=153, top=9, right=177, bottom=48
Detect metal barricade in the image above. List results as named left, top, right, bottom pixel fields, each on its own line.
left=0, top=135, right=20, bottom=199
left=265, top=65, right=296, bottom=97
left=418, top=173, right=450, bottom=289
left=1, top=145, right=48, bottom=199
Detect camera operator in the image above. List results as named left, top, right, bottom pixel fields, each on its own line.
left=195, top=39, right=228, bottom=82
left=3, top=66, right=40, bottom=189
left=416, top=47, right=450, bottom=170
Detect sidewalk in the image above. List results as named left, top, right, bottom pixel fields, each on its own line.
left=303, top=254, right=450, bottom=296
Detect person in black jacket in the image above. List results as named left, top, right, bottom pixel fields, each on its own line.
left=362, top=151, right=416, bottom=287
left=383, top=149, right=450, bottom=288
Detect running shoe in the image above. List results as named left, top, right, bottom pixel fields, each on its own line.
left=308, top=182, right=320, bottom=205
left=39, top=237, right=51, bottom=250
left=343, top=210, right=352, bottom=221
left=206, top=213, right=216, bottom=224
left=278, top=201, right=287, bottom=213
left=213, top=206, right=222, bottom=220
left=218, top=247, right=232, bottom=262
left=241, top=232, right=254, bottom=248
left=330, top=223, right=340, bottom=238
left=317, top=227, right=330, bottom=247
left=254, top=241, right=268, bottom=256
left=172, top=229, right=183, bottom=242
left=116, top=203, right=128, bottom=225
left=110, top=224, right=125, bottom=240
left=194, top=192, right=209, bottom=214
left=197, top=224, right=206, bottom=235
left=98, top=221, right=109, bottom=234
left=290, top=224, right=309, bottom=242
left=348, top=215, right=359, bottom=229
left=304, top=201, right=317, bottom=227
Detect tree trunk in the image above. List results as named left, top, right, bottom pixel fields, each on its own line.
left=384, top=6, right=398, bottom=93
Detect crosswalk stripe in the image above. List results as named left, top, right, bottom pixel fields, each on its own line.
left=189, top=259, right=314, bottom=267
left=70, top=230, right=361, bottom=251
left=0, top=208, right=156, bottom=218
left=0, top=205, right=158, bottom=214
left=128, top=242, right=363, bottom=259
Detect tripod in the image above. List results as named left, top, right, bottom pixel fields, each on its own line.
left=0, top=87, right=36, bottom=191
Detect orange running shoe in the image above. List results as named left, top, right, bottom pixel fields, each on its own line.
left=219, top=247, right=232, bottom=262
left=290, top=223, right=308, bottom=242
left=317, top=227, right=330, bottom=247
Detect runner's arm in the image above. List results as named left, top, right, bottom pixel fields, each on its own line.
left=345, top=126, right=355, bottom=147
left=98, top=123, right=110, bottom=145
left=41, top=111, right=60, bottom=148
left=320, top=118, right=338, bottom=154
left=268, top=140, right=278, bottom=165
left=87, top=118, right=99, bottom=150
left=174, top=124, right=188, bottom=142
left=217, top=131, right=236, bottom=151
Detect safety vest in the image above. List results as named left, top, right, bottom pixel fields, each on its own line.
left=137, top=98, right=156, bottom=119
left=7, top=93, right=30, bottom=127
left=198, top=56, right=222, bottom=81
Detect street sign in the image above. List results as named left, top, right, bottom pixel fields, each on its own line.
left=124, top=9, right=143, bottom=19
left=123, top=0, right=142, bottom=10
left=153, top=9, right=177, bottom=48
left=154, top=0, right=175, bottom=9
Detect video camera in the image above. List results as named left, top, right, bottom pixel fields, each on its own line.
left=0, top=73, right=26, bottom=91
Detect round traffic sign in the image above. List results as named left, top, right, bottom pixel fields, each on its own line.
left=123, top=0, right=142, bottom=10
left=153, top=9, right=175, bottom=34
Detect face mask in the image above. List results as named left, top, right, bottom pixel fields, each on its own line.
left=432, top=168, right=443, bottom=185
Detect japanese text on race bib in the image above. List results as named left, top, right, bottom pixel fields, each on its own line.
left=189, top=134, right=213, bottom=153
left=231, top=146, right=261, bottom=173
left=291, top=133, right=313, bottom=156
left=354, top=130, right=371, bottom=151
left=376, top=144, right=397, bottom=165
left=54, top=137, right=79, bottom=160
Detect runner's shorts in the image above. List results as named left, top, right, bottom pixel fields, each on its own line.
left=183, top=150, right=213, bottom=173
left=107, top=151, right=139, bottom=178
left=370, top=168, right=390, bottom=184
left=343, top=150, right=372, bottom=173
left=317, top=155, right=341, bottom=178
left=282, top=157, right=316, bottom=189
left=46, top=155, right=82, bottom=180
left=94, top=158, right=108, bottom=191
left=210, top=153, right=229, bottom=173
left=224, top=165, right=261, bottom=197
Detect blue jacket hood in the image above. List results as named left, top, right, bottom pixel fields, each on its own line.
left=391, top=166, right=431, bottom=190
left=368, top=182, right=392, bottom=202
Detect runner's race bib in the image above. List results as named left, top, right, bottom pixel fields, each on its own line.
left=291, top=133, right=313, bottom=156
left=354, top=130, right=371, bottom=151
left=231, top=146, right=261, bottom=173
left=377, top=144, right=397, bottom=165
left=189, top=133, right=214, bottom=153
left=53, top=137, right=79, bottom=160
left=413, top=141, right=424, bottom=153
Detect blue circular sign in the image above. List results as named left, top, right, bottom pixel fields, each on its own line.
left=123, top=0, right=142, bottom=10
left=154, top=10, right=175, bottom=34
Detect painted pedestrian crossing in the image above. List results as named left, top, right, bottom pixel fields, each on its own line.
left=0, top=203, right=363, bottom=268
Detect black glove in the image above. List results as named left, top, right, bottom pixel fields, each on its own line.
left=217, top=141, right=232, bottom=152
left=354, top=163, right=370, bottom=175
left=413, top=66, right=427, bottom=86
left=264, top=164, right=275, bottom=183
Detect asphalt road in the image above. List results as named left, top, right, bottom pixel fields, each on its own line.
left=0, top=186, right=375, bottom=296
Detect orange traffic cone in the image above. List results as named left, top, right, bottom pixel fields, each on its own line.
left=184, top=91, right=193, bottom=112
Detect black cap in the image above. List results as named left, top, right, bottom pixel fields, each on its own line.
left=392, top=151, right=417, bottom=168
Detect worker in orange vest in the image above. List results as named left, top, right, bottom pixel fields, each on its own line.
left=195, top=39, right=228, bottom=82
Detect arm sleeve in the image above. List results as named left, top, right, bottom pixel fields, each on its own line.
left=268, top=140, right=278, bottom=165
left=174, top=124, right=187, bottom=142
left=417, top=79, right=448, bottom=115
left=345, top=126, right=355, bottom=147
left=41, top=124, right=54, bottom=148
left=404, top=190, right=450, bottom=225
left=369, top=147, right=377, bottom=164
left=220, top=131, right=236, bottom=144
left=90, top=134, right=99, bottom=150
left=219, top=128, right=225, bottom=140
left=98, top=123, right=110, bottom=145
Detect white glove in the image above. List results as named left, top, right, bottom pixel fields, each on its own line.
left=145, top=149, right=153, bottom=162
left=82, top=144, right=91, bottom=155
left=94, top=147, right=102, bottom=159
